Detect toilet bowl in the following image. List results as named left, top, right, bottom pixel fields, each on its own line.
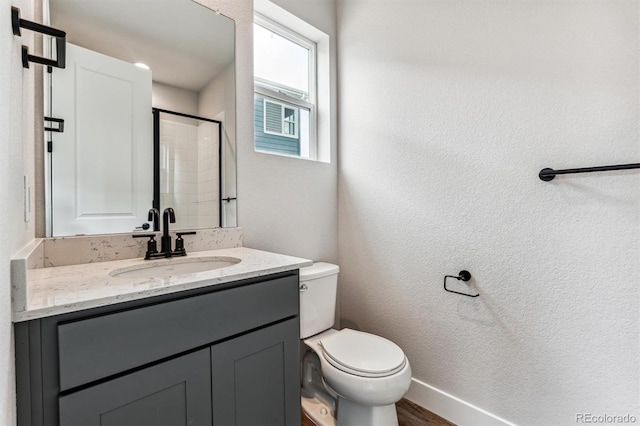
left=299, top=263, right=411, bottom=426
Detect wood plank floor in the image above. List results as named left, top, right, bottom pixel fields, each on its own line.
left=302, top=398, right=455, bottom=426
left=396, top=399, right=455, bottom=425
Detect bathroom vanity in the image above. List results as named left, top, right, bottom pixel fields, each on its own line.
left=12, top=244, right=311, bottom=426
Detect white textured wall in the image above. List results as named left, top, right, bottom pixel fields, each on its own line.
left=198, top=0, right=338, bottom=262
left=1, top=0, right=37, bottom=422
left=240, top=0, right=338, bottom=261
left=337, top=1, right=639, bottom=425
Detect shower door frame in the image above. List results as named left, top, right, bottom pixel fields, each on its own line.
left=152, top=108, right=223, bottom=229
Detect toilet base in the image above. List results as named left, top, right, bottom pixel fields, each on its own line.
left=302, top=395, right=336, bottom=426
left=337, top=398, right=399, bottom=426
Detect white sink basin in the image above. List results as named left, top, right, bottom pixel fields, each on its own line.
left=109, top=256, right=241, bottom=279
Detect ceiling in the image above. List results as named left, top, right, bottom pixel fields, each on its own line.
left=50, top=0, right=235, bottom=92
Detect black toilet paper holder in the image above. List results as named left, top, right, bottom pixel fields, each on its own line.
left=444, top=270, right=479, bottom=298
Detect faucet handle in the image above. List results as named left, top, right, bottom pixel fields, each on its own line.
left=132, top=233, right=159, bottom=259
left=173, top=231, right=197, bottom=256
left=176, top=231, right=197, bottom=237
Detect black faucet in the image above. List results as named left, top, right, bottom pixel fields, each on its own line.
left=133, top=208, right=197, bottom=259
left=160, top=207, right=175, bottom=255
left=148, top=208, right=160, bottom=231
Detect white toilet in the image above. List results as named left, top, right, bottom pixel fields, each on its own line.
left=299, top=262, right=412, bottom=426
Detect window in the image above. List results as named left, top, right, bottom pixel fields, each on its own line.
left=263, top=99, right=298, bottom=138
left=254, top=14, right=316, bottom=159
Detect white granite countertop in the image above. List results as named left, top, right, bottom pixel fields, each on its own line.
left=13, top=247, right=312, bottom=322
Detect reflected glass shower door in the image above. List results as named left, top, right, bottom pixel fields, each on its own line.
left=153, top=108, right=223, bottom=229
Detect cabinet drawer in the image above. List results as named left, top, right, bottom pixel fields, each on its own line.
left=58, top=274, right=298, bottom=391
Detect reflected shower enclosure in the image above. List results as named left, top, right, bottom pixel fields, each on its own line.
left=154, top=109, right=221, bottom=230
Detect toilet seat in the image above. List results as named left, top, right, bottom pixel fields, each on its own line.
left=319, top=329, right=406, bottom=378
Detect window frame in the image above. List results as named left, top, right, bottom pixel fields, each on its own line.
left=254, top=13, right=318, bottom=159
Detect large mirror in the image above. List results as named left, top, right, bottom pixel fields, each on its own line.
left=45, top=0, right=236, bottom=237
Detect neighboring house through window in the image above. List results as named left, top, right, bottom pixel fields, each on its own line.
left=254, top=13, right=316, bottom=159
left=264, top=99, right=298, bottom=139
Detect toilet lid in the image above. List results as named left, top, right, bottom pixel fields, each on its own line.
left=319, top=329, right=406, bottom=378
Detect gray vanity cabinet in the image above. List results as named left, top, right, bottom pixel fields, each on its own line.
left=212, top=318, right=300, bottom=425
left=59, top=349, right=212, bottom=425
left=15, top=270, right=302, bottom=426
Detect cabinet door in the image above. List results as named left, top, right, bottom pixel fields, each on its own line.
left=212, top=318, right=301, bottom=426
left=59, top=349, right=211, bottom=426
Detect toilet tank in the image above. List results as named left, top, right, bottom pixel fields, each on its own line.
left=299, top=262, right=339, bottom=339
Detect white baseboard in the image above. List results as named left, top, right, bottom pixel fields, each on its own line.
left=404, top=378, right=517, bottom=426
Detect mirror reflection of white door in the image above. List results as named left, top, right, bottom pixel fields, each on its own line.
left=51, top=43, right=153, bottom=236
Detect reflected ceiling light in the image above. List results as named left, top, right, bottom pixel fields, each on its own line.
left=134, top=62, right=150, bottom=70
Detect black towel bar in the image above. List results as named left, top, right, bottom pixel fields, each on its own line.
left=11, top=6, right=66, bottom=69
left=539, top=163, right=640, bottom=181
